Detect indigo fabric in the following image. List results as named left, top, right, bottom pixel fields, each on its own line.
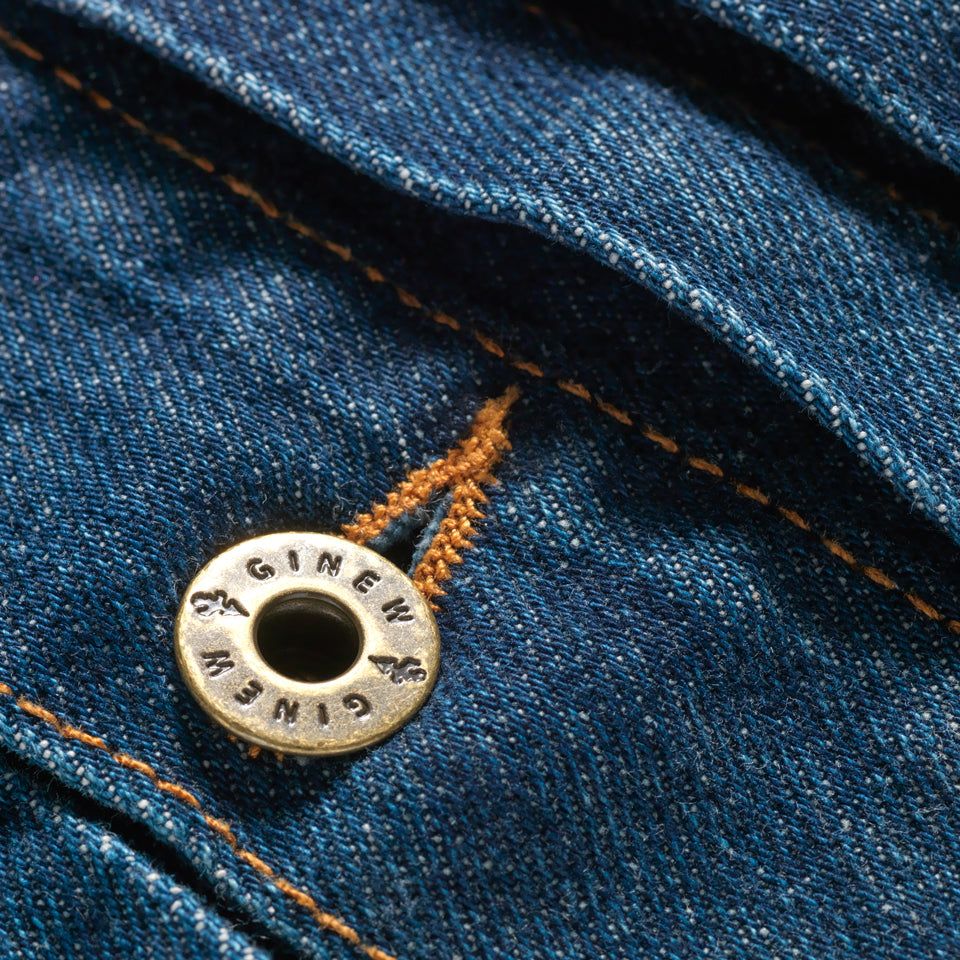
left=668, top=0, right=960, bottom=171
left=0, top=751, right=273, bottom=960
left=0, top=2, right=959, bottom=959
left=23, top=0, right=960, bottom=544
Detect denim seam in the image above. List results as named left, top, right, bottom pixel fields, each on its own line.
left=0, top=386, right=517, bottom=951
left=343, top=387, right=518, bottom=610
left=3, top=27, right=958, bottom=636
left=0, top=680, right=398, bottom=960
left=10, top=6, right=960, bottom=552
left=520, top=3, right=960, bottom=210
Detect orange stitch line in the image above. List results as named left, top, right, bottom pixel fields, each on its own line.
left=0, top=26, right=42, bottom=60
left=286, top=217, right=320, bottom=241
left=363, top=945, right=398, bottom=960
left=475, top=332, right=505, bottom=358
left=117, top=110, right=148, bottom=133
left=16, top=698, right=61, bottom=727
left=326, top=240, right=352, bottom=262
left=156, top=779, right=202, bottom=808
left=229, top=183, right=279, bottom=219
left=0, top=686, right=397, bottom=960
left=3, top=31, right=682, bottom=497
left=862, top=565, right=898, bottom=591
left=906, top=592, right=941, bottom=621
left=87, top=90, right=113, bottom=111
left=9, top=28, right=959, bottom=640
left=821, top=537, right=858, bottom=567
left=344, top=387, right=516, bottom=608
left=221, top=173, right=252, bottom=198
left=559, top=379, right=591, bottom=401
left=736, top=483, right=771, bottom=507
left=777, top=507, right=811, bottom=532
left=59, top=722, right=109, bottom=752
left=53, top=65, right=82, bottom=90
left=114, top=754, right=157, bottom=778
left=273, top=878, right=318, bottom=910
left=643, top=427, right=680, bottom=454
left=596, top=399, right=632, bottom=425
left=154, top=133, right=191, bottom=154
left=257, top=193, right=280, bottom=219
left=431, top=311, right=460, bottom=331
left=511, top=360, right=543, bottom=377
left=237, top=848, right=275, bottom=876
left=414, top=480, right=493, bottom=609
left=204, top=816, right=238, bottom=845
left=3, top=11, right=955, bottom=238
left=342, top=386, right=518, bottom=546
left=688, top=456, right=723, bottom=478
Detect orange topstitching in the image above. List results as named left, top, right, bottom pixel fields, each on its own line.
left=1, top=25, right=959, bottom=640
left=343, top=386, right=519, bottom=608
left=343, top=387, right=516, bottom=545
left=0, top=680, right=396, bottom=960
left=0, top=21, right=957, bottom=953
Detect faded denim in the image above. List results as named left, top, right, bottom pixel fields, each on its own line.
left=1, top=1, right=960, bottom=958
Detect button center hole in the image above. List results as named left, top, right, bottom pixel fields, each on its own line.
left=256, top=593, right=362, bottom=683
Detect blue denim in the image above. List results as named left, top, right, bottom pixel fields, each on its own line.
left=1, top=1, right=960, bottom=958
left=0, top=750, right=273, bottom=959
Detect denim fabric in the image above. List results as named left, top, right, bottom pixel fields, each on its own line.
left=25, top=0, right=960, bottom=546
left=668, top=0, right=960, bottom=171
left=0, top=2, right=960, bottom=959
left=0, top=751, right=272, bottom=960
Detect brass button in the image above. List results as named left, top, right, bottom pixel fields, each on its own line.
left=174, top=532, right=440, bottom=756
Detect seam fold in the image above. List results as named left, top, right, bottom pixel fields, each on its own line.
left=0, top=682, right=397, bottom=960
left=344, top=386, right=518, bottom=609
left=519, top=4, right=958, bottom=231
left=1, top=32, right=958, bottom=631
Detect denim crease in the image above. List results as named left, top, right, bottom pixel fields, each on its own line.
left=0, top=2, right=959, bottom=959
left=24, top=0, right=960, bottom=546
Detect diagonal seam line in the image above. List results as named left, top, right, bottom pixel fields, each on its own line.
left=343, top=386, right=517, bottom=556
left=413, top=476, right=495, bottom=609
left=0, top=680, right=397, bottom=960
left=3, top=29, right=959, bottom=636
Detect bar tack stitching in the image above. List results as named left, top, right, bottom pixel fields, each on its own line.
left=413, top=477, right=490, bottom=608
left=344, top=387, right=518, bottom=610
left=2, top=29, right=958, bottom=634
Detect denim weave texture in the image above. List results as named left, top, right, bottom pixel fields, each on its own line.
left=0, top=2, right=959, bottom=959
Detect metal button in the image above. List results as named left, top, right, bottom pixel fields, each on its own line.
left=174, top=532, right=440, bottom=756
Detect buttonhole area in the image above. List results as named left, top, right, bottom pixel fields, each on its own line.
left=372, top=493, right=451, bottom=573
left=255, top=593, right=362, bottom=683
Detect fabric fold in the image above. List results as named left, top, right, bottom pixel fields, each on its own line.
left=26, top=0, right=960, bottom=551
